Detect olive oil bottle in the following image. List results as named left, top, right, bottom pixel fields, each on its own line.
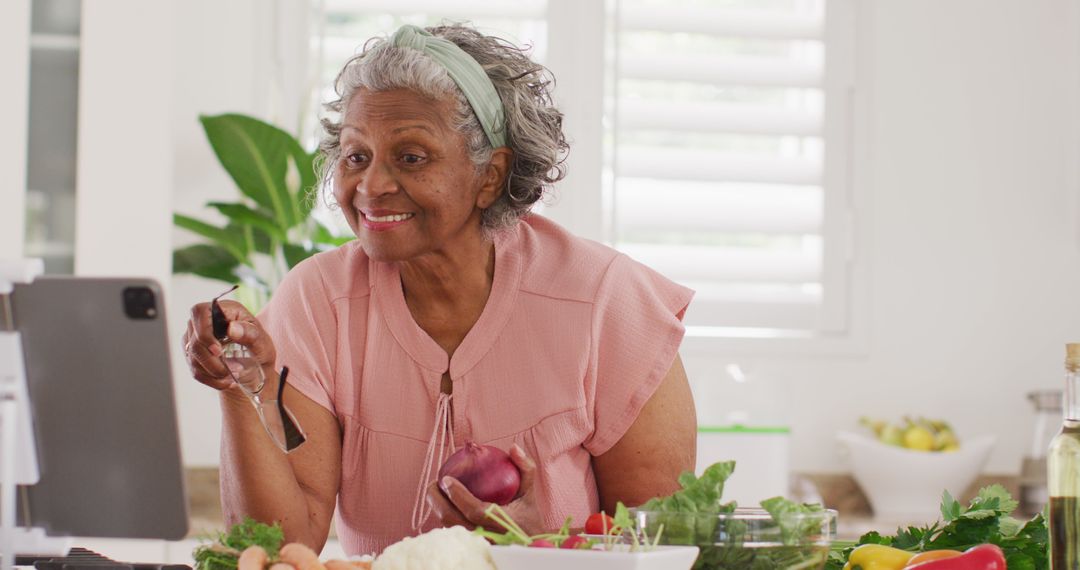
left=1048, top=343, right=1080, bottom=570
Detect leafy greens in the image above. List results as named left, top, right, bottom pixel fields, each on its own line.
left=639, top=461, right=831, bottom=570
left=824, top=485, right=1047, bottom=570
left=192, top=517, right=284, bottom=570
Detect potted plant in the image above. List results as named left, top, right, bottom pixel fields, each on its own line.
left=172, top=113, right=351, bottom=310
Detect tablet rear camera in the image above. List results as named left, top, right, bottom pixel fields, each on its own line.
left=123, top=286, right=158, bottom=320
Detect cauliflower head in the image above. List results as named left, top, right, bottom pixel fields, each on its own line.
left=372, top=526, right=495, bottom=570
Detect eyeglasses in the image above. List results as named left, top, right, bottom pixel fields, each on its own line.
left=212, top=285, right=306, bottom=453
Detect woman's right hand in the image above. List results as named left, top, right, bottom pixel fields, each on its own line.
left=182, top=299, right=277, bottom=393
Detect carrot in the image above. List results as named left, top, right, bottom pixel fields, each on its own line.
left=237, top=546, right=268, bottom=570
left=323, top=563, right=369, bottom=570
left=278, top=543, right=326, bottom=570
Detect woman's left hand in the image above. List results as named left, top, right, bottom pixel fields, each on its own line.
left=426, top=444, right=547, bottom=535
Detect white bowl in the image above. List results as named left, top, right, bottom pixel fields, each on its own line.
left=837, top=431, right=995, bottom=519
left=488, top=544, right=699, bottom=570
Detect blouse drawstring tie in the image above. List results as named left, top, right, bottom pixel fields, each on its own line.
left=410, top=392, right=455, bottom=530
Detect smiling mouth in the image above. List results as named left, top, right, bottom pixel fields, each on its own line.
left=363, top=212, right=415, bottom=223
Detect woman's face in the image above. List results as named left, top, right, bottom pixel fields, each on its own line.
left=334, top=88, right=497, bottom=262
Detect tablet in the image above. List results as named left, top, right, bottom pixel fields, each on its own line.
left=12, top=276, right=189, bottom=540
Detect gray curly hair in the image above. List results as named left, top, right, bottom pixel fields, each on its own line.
left=317, top=24, right=569, bottom=231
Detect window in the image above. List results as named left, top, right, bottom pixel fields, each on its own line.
left=307, top=0, right=550, bottom=235
left=310, top=0, right=548, bottom=146
left=309, top=0, right=856, bottom=341
left=609, top=0, right=855, bottom=339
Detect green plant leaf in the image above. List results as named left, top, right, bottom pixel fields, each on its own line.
left=282, top=242, right=318, bottom=269
left=199, top=113, right=302, bottom=230
left=892, top=524, right=933, bottom=550
left=314, top=221, right=354, bottom=247
left=855, top=531, right=892, bottom=545
left=172, top=244, right=240, bottom=284
left=1005, top=552, right=1035, bottom=570
left=193, top=517, right=283, bottom=570
left=641, top=460, right=735, bottom=515
left=941, top=490, right=962, bottom=522
left=207, top=202, right=286, bottom=241
left=290, top=149, right=319, bottom=220
left=222, top=222, right=273, bottom=259
left=973, top=484, right=1019, bottom=515
left=250, top=225, right=274, bottom=255
left=760, top=496, right=825, bottom=544
left=174, top=214, right=247, bottom=261
left=999, top=516, right=1023, bottom=538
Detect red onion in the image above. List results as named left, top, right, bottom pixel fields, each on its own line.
left=438, top=441, right=521, bottom=505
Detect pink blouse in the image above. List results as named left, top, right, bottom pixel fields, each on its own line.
left=258, top=215, right=693, bottom=555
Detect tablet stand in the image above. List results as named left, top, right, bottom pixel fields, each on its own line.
left=0, top=259, right=71, bottom=570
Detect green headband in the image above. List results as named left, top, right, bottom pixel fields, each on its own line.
left=389, top=25, right=507, bottom=149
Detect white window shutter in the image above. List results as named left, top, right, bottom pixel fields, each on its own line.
left=610, top=0, right=853, bottom=335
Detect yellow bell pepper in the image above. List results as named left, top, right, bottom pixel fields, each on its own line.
left=843, top=544, right=917, bottom=570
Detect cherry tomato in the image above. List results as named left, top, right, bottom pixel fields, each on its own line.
left=584, top=513, right=617, bottom=535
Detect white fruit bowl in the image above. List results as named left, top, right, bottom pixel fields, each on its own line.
left=837, top=431, right=996, bottom=519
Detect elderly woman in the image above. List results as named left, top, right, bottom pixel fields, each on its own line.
left=183, top=23, right=696, bottom=555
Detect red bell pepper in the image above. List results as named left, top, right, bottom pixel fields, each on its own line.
left=906, top=544, right=1006, bottom=570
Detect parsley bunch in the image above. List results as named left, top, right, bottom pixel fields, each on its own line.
left=826, top=486, right=1047, bottom=570
left=192, top=518, right=285, bottom=570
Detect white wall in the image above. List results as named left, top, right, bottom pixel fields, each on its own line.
left=0, top=0, right=31, bottom=261
left=168, top=0, right=310, bottom=466
left=75, top=1, right=175, bottom=282
left=165, top=0, right=1080, bottom=476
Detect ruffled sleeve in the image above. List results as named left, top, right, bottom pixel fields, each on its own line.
left=257, top=257, right=339, bottom=417
left=583, top=254, right=694, bottom=456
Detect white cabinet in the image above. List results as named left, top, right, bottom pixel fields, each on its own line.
left=0, top=0, right=32, bottom=261
left=74, top=0, right=174, bottom=283
left=0, top=0, right=174, bottom=287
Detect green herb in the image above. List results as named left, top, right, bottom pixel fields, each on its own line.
left=476, top=503, right=660, bottom=552
left=474, top=505, right=535, bottom=546
left=192, top=518, right=284, bottom=570
left=639, top=461, right=738, bottom=553
left=761, top=496, right=827, bottom=545
left=639, top=462, right=830, bottom=570
left=474, top=505, right=600, bottom=550
left=479, top=461, right=829, bottom=567
left=824, top=486, right=1048, bottom=570
left=642, top=461, right=737, bottom=514
left=612, top=502, right=665, bottom=552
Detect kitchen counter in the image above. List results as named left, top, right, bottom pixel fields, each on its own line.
left=62, top=535, right=347, bottom=567
left=167, top=468, right=1027, bottom=557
